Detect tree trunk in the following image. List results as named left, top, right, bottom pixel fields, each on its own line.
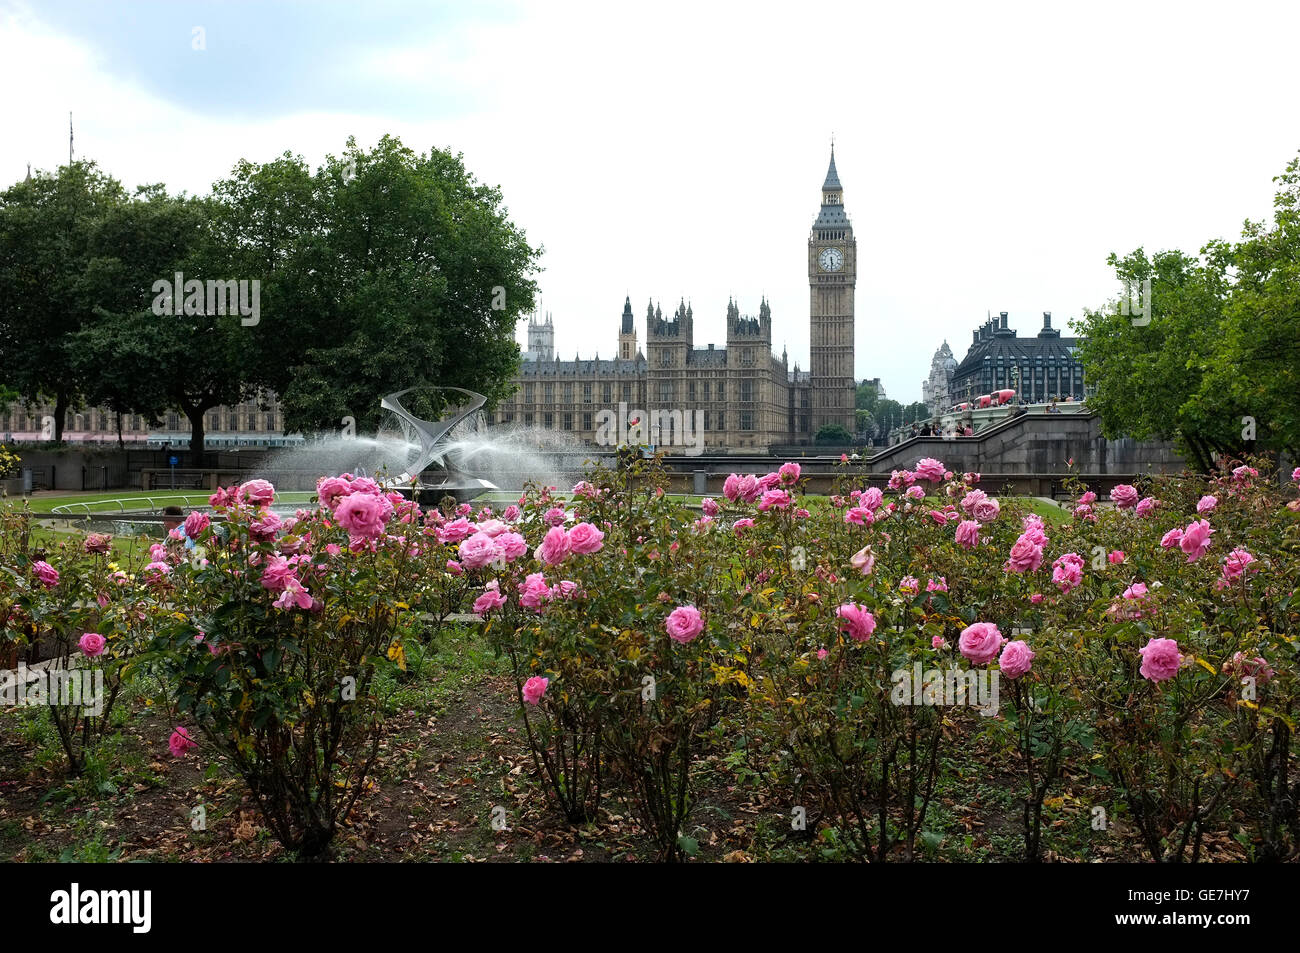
left=185, top=404, right=206, bottom=458
left=116, top=410, right=124, bottom=450
left=53, top=391, right=68, bottom=443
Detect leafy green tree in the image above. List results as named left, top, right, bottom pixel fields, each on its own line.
left=0, top=162, right=128, bottom=441
left=1202, top=155, right=1300, bottom=458
left=814, top=423, right=852, bottom=445
left=1077, top=151, right=1300, bottom=470
left=210, top=135, right=541, bottom=433
left=903, top=401, right=930, bottom=425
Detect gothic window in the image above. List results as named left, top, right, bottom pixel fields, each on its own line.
left=688, top=382, right=696, bottom=400
left=622, top=383, right=632, bottom=402
left=659, top=381, right=673, bottom=402
left=543, top=383, right=554, bottom=401
left=544, top=413, right=553, bottom=428
left=740, top=411, right=753, bottom=431
left=740, top=380, right=753, bottom=402
left=582, top=412, right=592, bottom=431
left=583, top=383, right=592, bottom=403
left=525, top=383, right=534, bottom=402
left=563, top=413, right=573, bottom=430
left=524, top=413, right=534, bottom=426
left=563, top=383, right=573, bottom=401
left=602, top=383, right=612, bottom=403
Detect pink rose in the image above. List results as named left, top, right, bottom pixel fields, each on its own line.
left=459, top=532, right=503, bottom=570
left=913, top=457, right=947, bottom=483
left=250, top=510, right=282, bottom=541
left=474, top=588, right=507, bottom=616
left=1221, top=547, right=1257, bottom=582
left=335, top=493, right=390, bottom=539
left=954, top=520, right=981, bottom=549
left=702, top=497, right=720, bottom=517
left=567, top=522, right=605, bottom=555
left=959, top=622, right=1005, bottom=665
left=722, top=474, right=741, bottom=502
left=1077, top=491, right=1097, bottom=505
left=836, top=603, right=877, bottom=642
left=1051, top=553, right=1083, bottom=593
left=850, top=546, right=875, bottom=575
left=496, top=531, right=529, bottom=562
left=32, top=560, right=59, bottom=588
left=860, top=487, right=884, bottom=511
left=79, top=632, right=106, bottom=658
left=544, top=506, right=567, bottom=527
left=169, top=726, right=199, bottom=758
left=519, top=572, right=552, bottom=610
left=779, top=462, right=802, bottom=485
left=999, top=640, right=1035, bottom=679
left=184, top=511, right=210, bottom=538
left=239, top=479, right=276, bottom=506
left=436, top=517, right=475, bottom=544
left=316, top=476, right=353, bottom=511
left=971, top=497, right=1001, bottom=523
left=535, top=526, right=572, bottom=565
left=732, top=518, right=755, bottom=534
left=1160, top=528, right=1184, bottom=549
left=1179, top=519, right=1214, bottom=562
left=83, top=533, right=112, bottom=554
left=1135, top=497, right=1158, bottom=518
left=1029, top=592, right=1044, bottom=605
left=759, top=489, right=793, bottom=512
left=1138, top=637, right=1183, bottom=683
left=522, top=676, right=549, bottom=705
left=1110, top=484, right=1138, bottom=509
left=1108, top=550, right=1125, bottom=565
left=1197, top=495, right=1217, bottom=515
left=1004, top=536, right=1043, bottom=573
left=666, top=605, right=705, bottom=643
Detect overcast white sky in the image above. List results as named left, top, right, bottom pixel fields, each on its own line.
left=3, top=0, right=1297, bottom=403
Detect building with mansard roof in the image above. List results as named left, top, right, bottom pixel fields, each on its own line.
left=947, top=311, right=1085, bottom=406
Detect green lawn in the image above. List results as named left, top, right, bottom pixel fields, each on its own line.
left=16, top=489, right=316, bottom=515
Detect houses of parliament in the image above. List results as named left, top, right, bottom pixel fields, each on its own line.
left=486, top=149, right=859, bottom=452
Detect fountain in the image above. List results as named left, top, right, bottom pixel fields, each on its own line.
left=377, top=387, right=498, bottom=503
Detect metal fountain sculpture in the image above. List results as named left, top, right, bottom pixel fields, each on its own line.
left=379, top=386, right=497, bottom=503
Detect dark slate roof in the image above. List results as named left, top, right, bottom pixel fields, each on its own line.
left=813, top=202, right=851, bottom=229
left=518, top=356, right=646, bottom=377
left=620, top=296, right=634, bottom=334
left=823, top=148, right=842, bottom=190
left=951, top=323, right=1081, bottom=382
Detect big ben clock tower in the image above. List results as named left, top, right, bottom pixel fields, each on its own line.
left=809, top=146, right=857, bottom=437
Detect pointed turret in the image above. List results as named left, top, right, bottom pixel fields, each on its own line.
left=823, top=145, right=842, bottom=191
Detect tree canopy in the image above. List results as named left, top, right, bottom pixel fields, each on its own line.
left=0, top=136, right=541, bottom=452
left=1075, top=152, right=1300, bottom=470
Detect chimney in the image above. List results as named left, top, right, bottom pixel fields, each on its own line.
left=1043, top=311, right=1052, bottom=330
left=973, top=329, right=980, bottom=346
left=999, top=311, right=1009, bottom=331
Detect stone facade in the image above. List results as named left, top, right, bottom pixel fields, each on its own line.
left=491, top=148, right=857, bottom=453
left=921, top=341, right=957, bottom=417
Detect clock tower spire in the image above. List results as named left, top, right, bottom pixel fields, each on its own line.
left=809, top=145, right=857, bottom=437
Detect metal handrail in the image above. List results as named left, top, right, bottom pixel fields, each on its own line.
left=46, top=492, right=312, bottom=517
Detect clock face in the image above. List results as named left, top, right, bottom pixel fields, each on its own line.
left=818, top=247, right=844, bottom=272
